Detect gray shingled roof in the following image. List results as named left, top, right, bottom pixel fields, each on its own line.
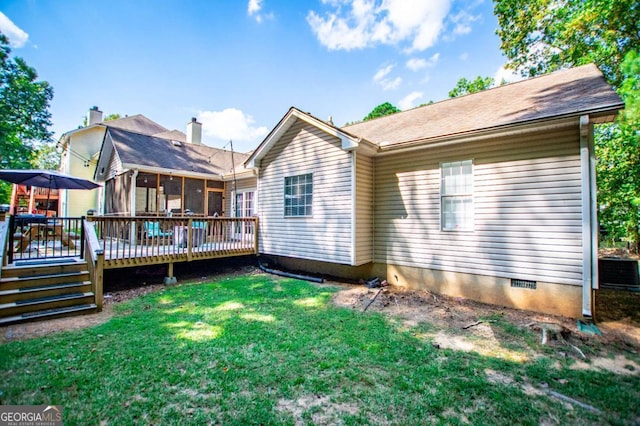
left=102, top=114, right=169, bottom=135
left=107, top=128, right=249, bottom=175
left=344, top=64, right=623, bottom=147
left=153, top=129, right=187, bottom=142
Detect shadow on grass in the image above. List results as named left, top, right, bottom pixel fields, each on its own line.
left=0, top=275, right=638, bottom=425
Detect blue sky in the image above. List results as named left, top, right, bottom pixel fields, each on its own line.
left=1, top=0, right=516, bottom=153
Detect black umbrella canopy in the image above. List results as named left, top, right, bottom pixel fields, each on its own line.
left=0, top=169, right=101, bottom=190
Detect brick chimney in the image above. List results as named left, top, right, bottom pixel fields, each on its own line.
left=87, top=106, right=103, bottom=126
left=186, top=117, right=202, bottom=144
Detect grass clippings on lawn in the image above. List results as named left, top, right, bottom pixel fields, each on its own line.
left=1, top=273, right=639, bottom=425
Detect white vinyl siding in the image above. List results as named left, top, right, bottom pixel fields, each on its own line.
left=257, top=120, right=353, bottom=264
left=374, top=125, right=584, bottom=286
left=355, top=153, right=374, bottom=265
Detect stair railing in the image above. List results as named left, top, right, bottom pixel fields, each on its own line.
left=84, top=217, right=104, bottom=311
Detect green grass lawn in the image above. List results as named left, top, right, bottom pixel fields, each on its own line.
left=1, top=274, right=639, bottom=425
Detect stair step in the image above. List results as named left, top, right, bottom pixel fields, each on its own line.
left=13, top=257, right=80, bottom=267
left=0, top=292, right=95, bottom=317
left=0, top=271, right=90, bottom=289
left=0, top=303, right=98, bottom=326
left=0, top=281, right=93, bottom=302
left=1, top=261, right=88, bottom=279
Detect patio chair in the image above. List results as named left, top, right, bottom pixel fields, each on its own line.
left=143, top=221, right=173, bottom=242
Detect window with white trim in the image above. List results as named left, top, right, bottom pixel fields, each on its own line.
left=284, top=173, right=313, bottom=217
left=441, top=160, right=473, bottom=231
left=235, top=191, right=254, bottom=218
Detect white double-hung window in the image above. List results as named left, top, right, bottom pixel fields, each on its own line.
left=441, top=160, right=473, bottom=231
left=284, top=173, right=313, bottom=217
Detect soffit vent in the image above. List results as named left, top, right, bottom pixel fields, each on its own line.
left=511, top=279, right=537, bottom=290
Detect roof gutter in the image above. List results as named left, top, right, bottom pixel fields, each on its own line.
left=120, top=163, right=225, bottom=181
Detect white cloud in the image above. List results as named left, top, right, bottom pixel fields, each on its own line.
left=450, top=11, right=480, bottom=36
left=198, top=108, right=268, bottom=151
left=398, top=91, right=423, bottom=110
left=247, top=0, right=273, bottom=23
left=406, top=52, right=439, bottom=71
left=373, top=64, right=394, bottom=81
left=373, top=64, right=402, bottom=91
left=459, top=52, right=469, bottom=61
left=0, top=12, right=29, bottom=48
left=307, top=0, right=452, bottom=52
left=248, top=0, right=262, bottom=15
left=494, top=64, right=525, bottom=85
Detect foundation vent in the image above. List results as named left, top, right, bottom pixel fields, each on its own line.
left=511, top=279, right=537, bottom=290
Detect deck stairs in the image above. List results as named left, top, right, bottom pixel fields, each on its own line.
left=0, top=258, right=97, bottom=326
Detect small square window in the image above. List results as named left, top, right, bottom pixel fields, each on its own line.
left=284, top=173, right=313, bottom=217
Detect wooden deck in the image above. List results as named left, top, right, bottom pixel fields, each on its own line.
left=91, top=216, right=259, bottom=268
left=1, top=215, right=258, bottom=323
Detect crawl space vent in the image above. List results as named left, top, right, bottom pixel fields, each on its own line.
left=511, top=279, right=537, bottom=290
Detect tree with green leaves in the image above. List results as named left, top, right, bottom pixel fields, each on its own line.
left=494, top=0, right=640, bottom=249
left=448, top=76, right=495, bottom=98
left=363, top=102, right=400, bottom=121
left=495, top=0, right=639, bottom=88
left=0, top=32, right=55, bottom=203
left=595, top=52, right=640, bottom=248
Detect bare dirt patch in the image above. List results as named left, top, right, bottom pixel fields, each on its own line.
left=276, top=395, right=359, bottom=426
left=329, top=282, right=640, bottom=372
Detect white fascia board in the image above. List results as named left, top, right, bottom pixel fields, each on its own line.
left=60, top=123, right=105, bottom=146
left=247, top=108, right=371, bottom=167
left=291, top=110, right=363, bottom=152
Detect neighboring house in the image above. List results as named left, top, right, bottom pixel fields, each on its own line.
left=93, top=121, right=255, bottom=218
left=246, top=64, right=624, bottom=318
left=58, top=107, right=172, bottom=217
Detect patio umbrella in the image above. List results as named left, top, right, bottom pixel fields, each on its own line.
left=0, top=169, right=101, bottom=214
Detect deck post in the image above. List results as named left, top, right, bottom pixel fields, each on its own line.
left=187, top=217, right=193, bottom=262
left=254, top=217, right=259, bottom=254
left=163, top=261, right=177, bottom=285
left=95, top=251, right=104, bottom=311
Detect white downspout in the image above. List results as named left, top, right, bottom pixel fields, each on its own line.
left=579, top=115, right=596, bottom=317
left=351, top=151, right=357, bottom=266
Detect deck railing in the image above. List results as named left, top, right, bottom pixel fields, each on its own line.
left=7, top=215, right=85, bottom=263
left=88, top=216, right=258, bottom=266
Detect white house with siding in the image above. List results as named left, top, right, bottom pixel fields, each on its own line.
left=246, top=64, right=623, bottom=318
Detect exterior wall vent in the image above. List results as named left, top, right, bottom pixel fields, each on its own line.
left=511, top=279, right=537, bottom=290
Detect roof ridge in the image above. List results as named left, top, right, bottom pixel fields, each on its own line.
left=107, top=126, right=251, bottom=158
left=342, top=64, right=602, bottom=129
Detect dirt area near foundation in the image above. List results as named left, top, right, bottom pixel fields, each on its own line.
left=329, top=281, right=640, bottom=375
left=2, top=264, right=639, bottom=377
